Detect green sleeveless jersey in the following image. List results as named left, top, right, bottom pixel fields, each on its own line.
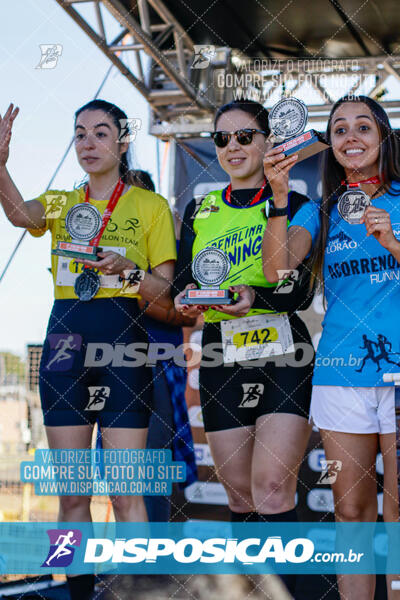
left=193, top=189, right=280, bottom=323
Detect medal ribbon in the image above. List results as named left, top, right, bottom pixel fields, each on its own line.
left=225, top=178, right=267, bottom=206
left=84, top=178, right=125, bottom=246
left=341, top=176, right=381, bottom=189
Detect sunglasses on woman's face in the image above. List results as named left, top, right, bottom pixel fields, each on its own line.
left=212, top=128, right=268, bottom=148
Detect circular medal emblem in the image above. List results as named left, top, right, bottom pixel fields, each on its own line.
left=192, top=247, right=231, bottom=287
left=337, top=190, right=371, bottom=224
left=74, top=269, right=101, bottom=301
left=65, top=203, right=102, bottom=241
left=268, top=98, right=308, bottom=140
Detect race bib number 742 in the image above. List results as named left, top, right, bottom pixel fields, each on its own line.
left=220, top=313, right=293, bottom=364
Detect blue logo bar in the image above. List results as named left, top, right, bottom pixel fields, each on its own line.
left=0, top=522, right=399, bottom=575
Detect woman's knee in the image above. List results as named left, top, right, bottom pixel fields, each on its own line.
left=252, top=475, right=295, bottom=513
left=335, top=501, right=377, bottom=522
left=110, top=494, right=143, bottom=516
left=214, top=466, right=253, bottom=511
left=59, top=495, right=91, bottom=515
left=220, top=480, right=253, bottom=512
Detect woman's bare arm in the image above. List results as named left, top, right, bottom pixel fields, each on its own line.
left=262, top=143, right=312, bottom=283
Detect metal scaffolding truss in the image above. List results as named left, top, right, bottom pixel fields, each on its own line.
left=55, top=0, right=400, bottom=137
left=55, top=0, right=214, bottom=116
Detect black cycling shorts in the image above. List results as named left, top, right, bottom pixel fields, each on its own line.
left=39, top=298, right=152, bottom=428
left=199, top=313, right=313, bottom=432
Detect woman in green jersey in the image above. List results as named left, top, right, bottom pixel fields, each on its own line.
left=174, top=101, right=314, bottom=588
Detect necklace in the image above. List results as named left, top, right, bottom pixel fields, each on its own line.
left=225, top=178, right=267, bottom=206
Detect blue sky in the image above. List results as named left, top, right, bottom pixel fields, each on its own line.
left=0, top=0, right=165, bottom=355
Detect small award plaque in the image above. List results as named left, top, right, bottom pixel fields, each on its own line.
left=268, top=97, right=329, bottom=163
left=52, top=203, right=103, bottom=261
left=181, top=247, right=233, bottom=305
left=337, top=189, right=371, bottom=224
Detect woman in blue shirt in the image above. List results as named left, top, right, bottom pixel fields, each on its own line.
left=262, top=95, right=400, bottom=599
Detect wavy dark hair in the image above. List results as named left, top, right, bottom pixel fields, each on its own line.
left=214, top=99, right=270, bottom=135
left=74, top=99, right=137, bottom=186
left=309, top=95, right=400, bottom=289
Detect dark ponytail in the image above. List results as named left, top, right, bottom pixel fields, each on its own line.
left=74, top=99, right=137, bottom=186
left=119, top=151, right=131, bottom=184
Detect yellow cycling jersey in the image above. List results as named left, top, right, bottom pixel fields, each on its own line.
left=28, top=185, right=177, bottom=300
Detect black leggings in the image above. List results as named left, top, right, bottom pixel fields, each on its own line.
left=199, top=313, right=313, bottom=432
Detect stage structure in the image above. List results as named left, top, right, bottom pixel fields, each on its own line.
left=56, top=0, right=400, bottom=137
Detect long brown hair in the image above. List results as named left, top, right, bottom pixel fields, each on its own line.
left=309, top=95, right=400, bottom=289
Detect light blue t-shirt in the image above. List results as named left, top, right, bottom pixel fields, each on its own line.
left=290, top=181, right=400, bottom=386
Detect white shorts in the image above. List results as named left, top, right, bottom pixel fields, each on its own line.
left=311, top=386, right=396, bottom=434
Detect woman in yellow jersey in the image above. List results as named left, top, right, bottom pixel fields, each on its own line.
left=173, top=100, right=314, bottom=595
left=0, top=100, right=176, bottom=598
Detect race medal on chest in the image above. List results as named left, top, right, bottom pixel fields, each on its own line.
left=74, top=269, right=101, bottom=301
left=52, top=178, right=125, bottom=301
left=337, top=189, right=371, bottom=224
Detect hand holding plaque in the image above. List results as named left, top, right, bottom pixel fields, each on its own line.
left=268, top=97, right=329, bottom=163
left=181, top=247, right=234, bottom=305
left=52, top=179, right=126, bottom=301
left=52, top=203, right=103, bottom=261
left=52, top=179, right=125, bottom=262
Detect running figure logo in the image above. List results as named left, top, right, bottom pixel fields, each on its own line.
left=274, top=269, right=299, bottom=294
left=41, top=529, right=82, bottom=567
left=191, top=45, right=216, bottom=69
left=317, top=459, right=342, bottom=485
left=356, top=333, right=400, bottom=373
left=192, top=195, right=218, bottom=220
left=46, top=334, right=82, bottom=371
left=118, top=118, right=142, bottom=143
left=239, top=384, right=264, bottom=408
left=119, top=269, right=145, bottom=294
left=44, top=194, right=67, bottom=219
left=85, top=386, right=110, bottom=411
left=36, top=44, right=63, bottom=69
